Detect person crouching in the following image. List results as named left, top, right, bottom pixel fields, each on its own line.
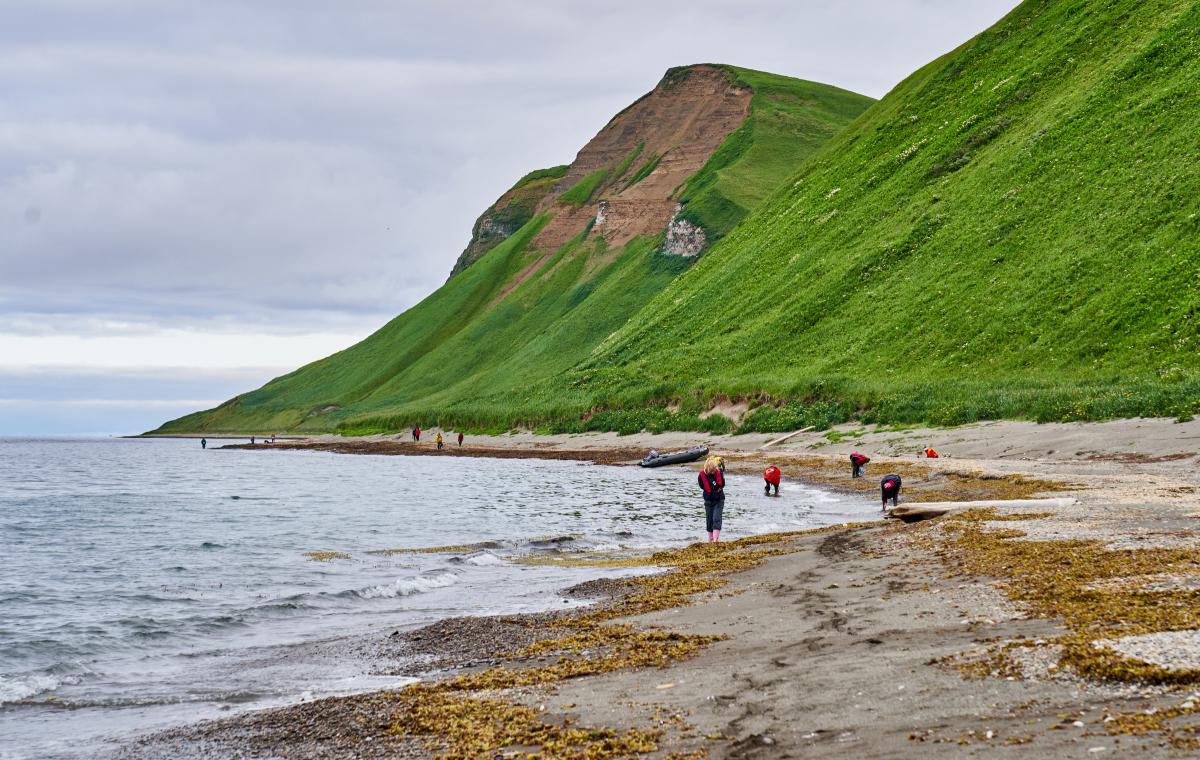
left=698, top=457, right=725, bottom=543
left=763, top=465, right=781, bottom=496
left=880, top=474, right=902, bottom=510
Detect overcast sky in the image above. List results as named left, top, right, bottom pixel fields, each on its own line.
left=0, top=0, right=1020, bottom=435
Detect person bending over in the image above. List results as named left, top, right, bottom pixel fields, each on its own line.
left=698, top=457, right=726, bottom=543
left=880, top=474, right=902, bottom=510
left=763, top=465, right=781, bottom=496
left=849, top=451, right=870, bottom=478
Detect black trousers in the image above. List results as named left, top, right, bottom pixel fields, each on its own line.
left=704, top=497, right=724, bottom=531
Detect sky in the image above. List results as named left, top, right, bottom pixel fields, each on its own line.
left=0, top=0, right=1021, bottom=435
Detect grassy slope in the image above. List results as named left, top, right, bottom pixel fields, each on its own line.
left=573, top=0, right=1200, bottom=428
left=680, top=66, right=874, bottom=238
left=155, top=69, right=870, bottom=434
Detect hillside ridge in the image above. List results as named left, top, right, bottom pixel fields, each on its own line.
left=154, top=63, right=872, bottom=434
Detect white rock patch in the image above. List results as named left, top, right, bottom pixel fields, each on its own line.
left=1094, top=630, right=1200, bottom=672
left=662, top=205, right=706, bottom=256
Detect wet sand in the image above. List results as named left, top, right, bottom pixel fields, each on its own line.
left=119, top=419, right=1200, bottom=758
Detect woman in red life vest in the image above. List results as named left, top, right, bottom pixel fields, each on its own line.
left=763, top=465, right=781, bottom=496
left=849, top=451, right=870, bottom=478
left=881, top=473, right=902, bottom=510
left=698, top=457, right=725, bottom=543
left=925, top=447, right=939, bottom=458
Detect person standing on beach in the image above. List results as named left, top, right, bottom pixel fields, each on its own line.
left=201, top=438, right=206, bottom=449
left=850, top=451, right=869, bottom=478
left=457, top=432, right=464, bottom=447
left=763, top=465, right=781, bottom=496
left=413, top=426, right=421, bottom=442
left=698, top=457, right=725, bottom=543
left=881, top=473, right=902, bottom=510
left=435, top=432, right=444, bottom=450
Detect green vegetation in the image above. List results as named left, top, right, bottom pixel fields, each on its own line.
left=514, top=165, right=570, bottom=186
left=573, top=0, right=1200, bottom=427
left=612, top=142, right=644, bottom=181
left=679, top=65, right=874, bottom=239
left=558, top=169, right=609, bottom=206
left=161, top=0, right=1200, bottom=437
left=623, top=154, right=661, bottom=189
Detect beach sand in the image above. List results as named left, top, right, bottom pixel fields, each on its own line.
left=120, top=419, right=1200, bottom=758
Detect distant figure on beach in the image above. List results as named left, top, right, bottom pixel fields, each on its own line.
left=850, top=451, right=869, bottom=478
left=881, top=474, right=902, bottom=510
left=201, top=438, right=206, bottom=449
left=412, top=426, right=421, bottom=442
left=457, top=432, right=464, bottom=447
left=763, top=465, right=781, bottom=496
left=250, top=436, right=255, bottom=445
left=925, top=446, right=939, bottom=458
left=698, top=457, right=725, bottom=543
left=435, top=432, right=444, bottom=450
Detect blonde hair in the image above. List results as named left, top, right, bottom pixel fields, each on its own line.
left=704, top=457, right=719, bottom=473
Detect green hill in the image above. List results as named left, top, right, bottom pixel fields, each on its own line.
left=567, top=0, right=1200, bottom=431
left=154, top=65, right=872, bottom=435
left=159, top=0, right=1200, bottom=438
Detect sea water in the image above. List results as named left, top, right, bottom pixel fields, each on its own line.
left=0, top=437, right=872, bottom=758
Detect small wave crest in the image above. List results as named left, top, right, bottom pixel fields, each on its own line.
left=449, top=551, right=506, bottom=567
left=354, top=571, right=459, bottom=599
left=0, top=671, right=81, bottom=704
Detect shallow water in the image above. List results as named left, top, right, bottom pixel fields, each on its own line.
left=0, top=437, right=872, bottom=758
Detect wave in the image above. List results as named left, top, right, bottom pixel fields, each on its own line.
left=449, top=551, right=506, bottom=567
left=353, top=571, right=459, bottom=599
left=0, top=670, right=81, bottom=705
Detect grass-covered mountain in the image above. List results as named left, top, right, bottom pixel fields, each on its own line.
left=155, top=65, right=871, bottom=434
left=567, top=0, right=1200, bottom=431
left=160, top=0, right=1200, bottom=437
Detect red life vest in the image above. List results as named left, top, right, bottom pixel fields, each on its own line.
left=763, top=466, right=781, bottom=486
left=698, top=469, right=724, bottom=495
left=925, top=448, right=939, bottom=458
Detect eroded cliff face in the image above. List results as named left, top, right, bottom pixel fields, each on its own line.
left=449, top=65, right=751, bottom=280
left=532, top=64, right=751, bottom=253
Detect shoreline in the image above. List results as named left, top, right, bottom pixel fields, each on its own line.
left=117, top=419, right=1200, bottom=757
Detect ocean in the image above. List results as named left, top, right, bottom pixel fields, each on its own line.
left=0, top=437, right=872, bottom=758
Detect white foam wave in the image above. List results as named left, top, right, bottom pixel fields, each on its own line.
left=462, top=552, right=506, bottom=567
left=356, top=572, right=459, bottom=599
left=0, top=673, right=65, bottom=704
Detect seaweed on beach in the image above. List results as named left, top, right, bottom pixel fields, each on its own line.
left=385, top=528, right=853, bottom=758
left=933, top=509, right=1200, bottom=686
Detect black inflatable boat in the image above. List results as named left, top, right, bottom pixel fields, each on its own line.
left=638, top=446, right=709, bottom=468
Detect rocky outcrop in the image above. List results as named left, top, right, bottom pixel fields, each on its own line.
left=447, top=166, right=567, bottom=280
left=527, top=65, right=752, bottom=254
left=662, top=206, right=707, bottom=257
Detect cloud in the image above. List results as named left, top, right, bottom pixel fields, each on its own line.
left=0, top=0, right=1021, bottom=432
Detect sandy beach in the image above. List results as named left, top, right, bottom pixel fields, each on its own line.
left=120, top=418, right=1200, bottom=758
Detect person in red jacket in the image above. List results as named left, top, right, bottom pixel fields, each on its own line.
left=925, top=446, right=939, bottom=458
left=849, top=451, right=870, bottom=478
left=457, top=432, right=464, bottom=447
left=881, top=473, right=902, bottom=510
left=763, top=465, right=781, bottom=496
left=698, top=458, right=725, bottom=543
